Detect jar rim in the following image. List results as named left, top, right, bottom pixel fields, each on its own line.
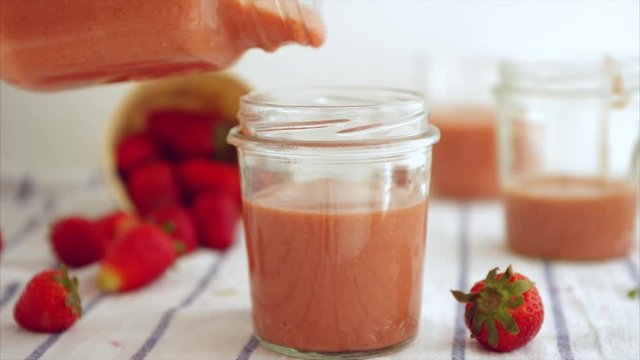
left=495, top=56, right=639, bottom=97
left=241, top=86, right=426, bottom=110
left=232, top=86, right=437, bottom=148
left=227, top=123, right=440, bottom=151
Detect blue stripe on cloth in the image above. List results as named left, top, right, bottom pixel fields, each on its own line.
left=6, top=195, right=56, bottom=250
left=543, top=261, right=575, bottom=360
left=236, top=335, right=259, bottom=360
left=625, top=257, right=639, bottom=284
left=129, top=254, right=225, bottom=360
left=24, top=293, right=106, bottom=360
left=15, top=176, right=34, bottom=203
left=451, top=203, right=470, bottom=360
left=86, top=171, right=105, bottom=190
left=0, top=281, right=21, bottom=309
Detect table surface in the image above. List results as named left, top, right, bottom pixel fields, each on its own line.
left=1, top=172, right=639, bottom=360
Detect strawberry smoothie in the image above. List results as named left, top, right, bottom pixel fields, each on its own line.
left=430, top=106, right=499, bottom=199
left=242, top=179, right=428, bottom=353
left=0, top=0, right=324, bottom=91
left=505, top=176, right=638, bottom=260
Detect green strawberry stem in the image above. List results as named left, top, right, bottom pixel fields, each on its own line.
left=173, top=241, right=186, bottom=255
left=54, top=266, right=82, bottom=316
left=161, top=221, right=176, bottom=234
left=451, top=265, right=533, bottom=348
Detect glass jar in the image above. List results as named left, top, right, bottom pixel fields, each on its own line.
left=495, top=58, right=639, bottom=260
left=0, top=0, right=323, bottom=91
left=228, top=87, right=440, bottom=359
left=424, top=56, right=501, bottom=199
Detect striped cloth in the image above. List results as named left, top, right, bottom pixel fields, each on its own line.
left=0, top=172, right=638, bottom=360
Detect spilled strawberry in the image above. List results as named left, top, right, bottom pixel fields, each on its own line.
left=451, top=265, right=544, bottom=352
left=126, top=161, right=182, bottom=216
left=50, top=216, right=109, bottom=267
left=147, top=207, right=199, bottom=255
left=116, top=133, right=159, bottom=176
left=147, top=109, right=234, bottom=161
left=97, top=224, right=176, bottom=292
left=94, top=211, right=139, bottom=240
left=14, top=268, right=82, bottom=332
left=178, top=159, right=241, bottom=205
left=191, top=192, right=240, bottom=250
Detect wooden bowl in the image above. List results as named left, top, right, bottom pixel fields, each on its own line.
left=102, top=72, right=251, bottom=211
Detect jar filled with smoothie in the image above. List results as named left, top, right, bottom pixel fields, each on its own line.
left=424, top=57, right=501, bottom=199
left=495, top=58, right=639, bottom=261
left=0, top=0, right=324, bottom=91
left=228, top=88, right=440, bottom=358
left=430, top=105, right=499, bottom=199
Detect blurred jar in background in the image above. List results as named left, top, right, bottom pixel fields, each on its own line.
left=496, top=58, right=639, bottom=261
left=421, top=56, right=500, bottom=199
left=430, top=105, right=499, bottom=199
left=0, top=0, right=324, bottom=91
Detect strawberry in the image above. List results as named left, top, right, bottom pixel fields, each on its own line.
left=97, top=224, right=176, bottom=292
left=0, top=230, right=3, bottom=255
left=94, top=211, right=139, bottom=240
left=147, top=109, right=234, bottom=161
left=451, top=265, right=544, bottom=352
left=13, top=268, right=81, bottom=333
left=126, top=161, right=182, bottom=216
left=116, top=133, right=159, bottom=176
left=191, top=192, right=240, bottom=250
left=147, top=207, right=199, bottom=255
left=178, top=160, right=241, bottom=205
left=50, top=217, right=109, bottom=267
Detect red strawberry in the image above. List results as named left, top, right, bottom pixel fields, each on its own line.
left=147, top=207, right=199, bottom=255
left=178, top=160, right=241, bottom=205
left=97, top=224, right=176, bottom=292
left=14, top=268, right=82, bottom=332
left=0, top=230, right=3, bottom=255
left=451, top=265, right=544, bottom=352
left=50, top=217, right=109, bottom=267
left=147, top=109, right=234, bottom=161
left=95, top=212, right=135, bottom=237
left=127, top=161, right=182, bottom=216
left=94, top=211, right=139, bottom=240
left=116, top=133, right=159, bottom=175
left=191, top=192, right=240, bottom=250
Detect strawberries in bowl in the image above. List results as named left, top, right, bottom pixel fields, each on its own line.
left=103, top=72, right=249, bottom=253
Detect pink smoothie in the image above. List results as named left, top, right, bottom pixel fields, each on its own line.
left=505, top=176, right=638, bottom=260
left=242, top=180, right=428, bottom=352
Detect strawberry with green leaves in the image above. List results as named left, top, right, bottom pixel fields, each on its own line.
left=451, top=265, right=544, bottom=352
left=14, top=268, right=82, bottom=333
left=147, top=207, right=199, bottom=255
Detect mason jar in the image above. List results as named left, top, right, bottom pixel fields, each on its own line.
left=228, top=87, right=440, bottom=359
left=495, top=58, right=639, bottom=260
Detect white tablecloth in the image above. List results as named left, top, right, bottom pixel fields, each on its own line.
left=1, top=171, right=639, bottom=360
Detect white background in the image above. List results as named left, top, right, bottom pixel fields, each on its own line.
left=1, top=0, right=639, bottom=175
